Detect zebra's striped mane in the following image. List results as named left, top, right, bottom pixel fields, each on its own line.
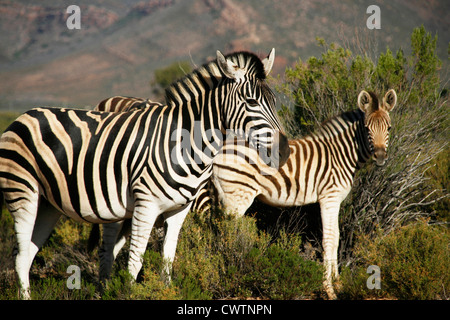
left=313, top=109, right=365, bottom=139
left=164, top=51, right=267, bottom=106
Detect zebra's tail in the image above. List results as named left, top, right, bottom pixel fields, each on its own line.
left=87, top=224, right=100, bottom=253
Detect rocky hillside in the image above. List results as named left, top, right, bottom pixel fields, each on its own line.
left=0, top=0, right=448, bottom=110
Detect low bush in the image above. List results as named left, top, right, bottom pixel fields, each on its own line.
left=340, top=219, right=450, bottom=299
left=128, top=251, right=180, bottom=300
left=171, top=209, right=324, bottom=299
left=0, top=208, right=324, bottom=300
left=241, top=231, right=323, bottom=299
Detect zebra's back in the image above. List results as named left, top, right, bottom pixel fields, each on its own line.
left=95, top=96, right=147, bottom=112
left=0, top=106, right=180, bottom=223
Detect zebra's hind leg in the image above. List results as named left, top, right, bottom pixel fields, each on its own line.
left=29, top=199, right=61, bottom=268
left=319, top=198, right=341, bottom=300
left=8, top=196, right=39, bottom=300
left=161, top=202, right=193, bottom=284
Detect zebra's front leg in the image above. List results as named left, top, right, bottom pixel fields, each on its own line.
left=319, top=198, right=341, bottom=300
left=127, top=201, right=160, bottom=280
left=161, top=202, right=193, bottom=283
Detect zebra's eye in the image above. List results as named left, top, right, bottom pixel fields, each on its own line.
left=246, top=98, right=259, bottom=106
left=388, top=126, right=392, bottom=131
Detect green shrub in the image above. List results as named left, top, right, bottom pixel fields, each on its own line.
left=0, top=111, right=20, bottom=134
left=242, top=231, right=323, bottom=299
left=30, top=277, right=97, bottom=300
left=172, top=209, right=323, bottom=299
left=172, top=209, right=263, bottom=299
left=130, top=251, right=180, bottom=300
left=425, top=147, right=450, bottom=223
left=341, top=220, right=450, bottom=299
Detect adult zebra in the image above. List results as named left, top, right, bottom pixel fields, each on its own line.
left=211, top=89, right=397, bottom=299
left=88, top=96, right=214, bottom=280
left=92, top=96, right=211, bottom=279
left=0, top=49, right=290, bottom=299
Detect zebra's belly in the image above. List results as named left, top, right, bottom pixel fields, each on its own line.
left=58, top=202, right=133, bottom=224
left=44, top=186, right=135, bottom=224
left=259, top=191, right=319, bottom=208
left=47, top=171, right=207, bottom=224
left=64, top=191, right=192, bottom=223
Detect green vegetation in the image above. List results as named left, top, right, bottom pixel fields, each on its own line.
left=150, top=60, right=193, bottom=99
left=173, top=209, right=323, bottom=299
left=0, top=112, right=20, bottom=134
left=0, top=26, right=448, bottom=300
left=0, top=208, right=323, bottom=300
left=340, top=219, right=449, bottom=299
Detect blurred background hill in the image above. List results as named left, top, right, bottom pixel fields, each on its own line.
left=0, top=0, right=448, bottom=110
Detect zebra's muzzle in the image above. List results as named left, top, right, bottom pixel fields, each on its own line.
left=373, top=147, right=388, bottom=166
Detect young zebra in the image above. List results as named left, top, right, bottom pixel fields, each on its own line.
left=0, top=49, right=290, bottom=299
left=212, top=89, right=397, bottom=299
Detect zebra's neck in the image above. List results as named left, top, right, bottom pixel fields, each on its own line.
left=313, top=109, right=372, bottom=170
left=162, top=61, right=227, bottom=171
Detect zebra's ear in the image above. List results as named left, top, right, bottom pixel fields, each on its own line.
left=383, top=89, right=397, bottom=112
left=357, top=90, right=372, bottom=113
left=216, top=50, right=246, bottom=81
left=262, top=48, right=275, bottom=76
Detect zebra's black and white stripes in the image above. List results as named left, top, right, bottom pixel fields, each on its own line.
left=0, top=49, right=290, bottom=299
left=211, top=89, right=397, bottom=299
left=88, top=95, right=214, bottom=279
left=95, top=96, right=163, bottom=113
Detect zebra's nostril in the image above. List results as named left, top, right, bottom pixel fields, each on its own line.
left=373, top=148, right=387, bottom=163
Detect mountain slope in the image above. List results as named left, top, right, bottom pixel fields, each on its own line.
left=0, top=0, right=448, bottom=110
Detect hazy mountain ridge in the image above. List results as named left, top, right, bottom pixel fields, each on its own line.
left=0, top=0, right=448, bottom=110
